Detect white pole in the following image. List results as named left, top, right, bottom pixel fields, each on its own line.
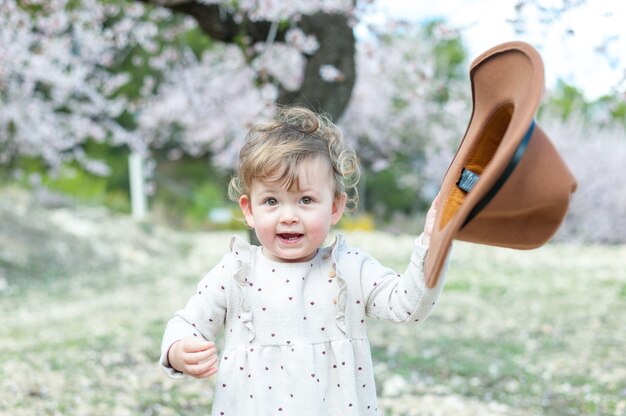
left=128, top=152, right=147, bottom=221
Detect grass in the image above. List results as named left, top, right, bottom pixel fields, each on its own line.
left=0, top=224, right=624, bottom=415
left=365, top=240, right=626, bottom=416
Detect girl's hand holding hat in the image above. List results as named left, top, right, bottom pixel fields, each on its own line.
left=422, top=192, right=440, bottom=246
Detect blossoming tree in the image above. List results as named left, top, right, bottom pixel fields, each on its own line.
left=1, top=0, right=466, bottom=189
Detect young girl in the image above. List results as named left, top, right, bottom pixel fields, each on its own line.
left=160, top=106, right=447, bottom=415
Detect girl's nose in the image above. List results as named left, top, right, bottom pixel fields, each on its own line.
left=280, top=207, right=299, bottom=224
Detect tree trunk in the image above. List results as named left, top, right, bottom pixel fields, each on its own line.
left=142, top=1, right=356, bottom=121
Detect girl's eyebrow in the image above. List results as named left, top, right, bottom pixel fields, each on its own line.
left=255, top=188, right=278, bottom=198
left=297, top=187, right=321, bottom=194
left=294, top=189, right=324, bottom=199
left=253, top=181, right=281, bottom=192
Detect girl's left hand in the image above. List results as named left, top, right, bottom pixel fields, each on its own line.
left=423, top=192, right=440, bottom=242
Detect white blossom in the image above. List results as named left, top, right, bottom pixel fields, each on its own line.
left=0, top=0, right=182, bottom=172
left=339, top=21, right=469, bottom=198
left=235, top=0, right=353, bottom=22
left=319, top=64, right=344, bottom=82
left=253, top=43, right=306, bottom=91
left=137, top=44, right=275, bottom=168
left=285, top=28, right=319, bottom=54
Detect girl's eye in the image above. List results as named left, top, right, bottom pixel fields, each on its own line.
left=301, top=196, right=313, bottom=205
left=264, top=198, right=278, bottom=206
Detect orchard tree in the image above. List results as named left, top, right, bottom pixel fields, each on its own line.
left=0, top=0, right=465, bottom=178
left=0, top=0, right=470, bottom=235
left=4, top=0, right=613, bottom=176
left=0, top=0, right=186, bottom=174
left=134, top=0, right=361, bottom=172
left=137, top=0, right=359, bottom=122
left=1, top=0, right=364, bottom=175
left=5, top=0, right=620, bottom=239
left=134, top=1, right=470, bottom=217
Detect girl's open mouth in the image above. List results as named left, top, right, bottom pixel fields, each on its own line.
left=278, top=233, right=303, bottom=242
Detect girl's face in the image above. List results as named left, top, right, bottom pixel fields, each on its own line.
left=239, top=157, right=347, bottom=263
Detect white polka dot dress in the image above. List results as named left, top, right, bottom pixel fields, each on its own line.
left=160, top=235, right=447, bottom=415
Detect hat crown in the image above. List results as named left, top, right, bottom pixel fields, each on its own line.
left=424, top=41, right=577, bottom=288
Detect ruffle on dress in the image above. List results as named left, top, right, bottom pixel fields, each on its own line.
left=329, top=235, right=348, bottom=335
left=229, top=236, right=256, bottom=342
left=228, top=235, right=351, bottom=341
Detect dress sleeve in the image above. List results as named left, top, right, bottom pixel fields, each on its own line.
left=361, top=233, right=449, bottom=324
left=159, top=254, right=231, bottom=378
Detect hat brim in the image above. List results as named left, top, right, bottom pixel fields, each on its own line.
left=424, top=41, right=545, bottom=288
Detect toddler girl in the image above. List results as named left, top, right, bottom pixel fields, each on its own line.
left=160, top=106, right=447, bottom=415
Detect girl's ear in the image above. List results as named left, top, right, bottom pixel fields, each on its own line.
left=239, top=195, right=255, bottom=228
left=331, top=192, right=348, bottom=225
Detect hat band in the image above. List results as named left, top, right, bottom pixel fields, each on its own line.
left=460, top=119, right=536, bottom=227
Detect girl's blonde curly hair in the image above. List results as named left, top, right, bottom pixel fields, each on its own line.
left=228, top=106, right=360, bottom=212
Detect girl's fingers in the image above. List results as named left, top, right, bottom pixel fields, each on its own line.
left=182, top=339, right=215, bottom=353
left=429, top=193, right=441, bottom=214
left=187, top=356, right=219, bottom=378
left=183, top=346, right=217, bottom=365
left=194, top=365, right=218, bottom=379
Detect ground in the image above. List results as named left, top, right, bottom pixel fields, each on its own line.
left=0, top=187, right=624, bottom=416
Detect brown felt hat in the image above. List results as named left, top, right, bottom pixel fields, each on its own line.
left=425, top=41, right=577, bottom=288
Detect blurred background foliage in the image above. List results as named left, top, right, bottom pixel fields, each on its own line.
left=1, top=0, right=625, bottom=240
